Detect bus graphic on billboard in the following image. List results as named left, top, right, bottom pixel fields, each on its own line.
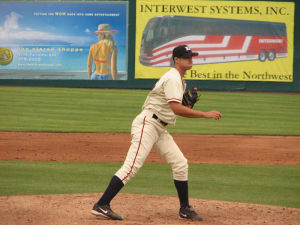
left=139, top=16, right=288, bottom=67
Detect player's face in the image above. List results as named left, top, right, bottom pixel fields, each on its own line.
left=177, top=57, right=193, bottom=70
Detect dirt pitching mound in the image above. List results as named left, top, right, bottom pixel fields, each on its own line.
left=1, top=193, right=300, bottom=225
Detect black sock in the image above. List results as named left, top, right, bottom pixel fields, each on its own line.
left=98, top=175, right=124, bottom=206
left=174, top=179, right=189, bottom=208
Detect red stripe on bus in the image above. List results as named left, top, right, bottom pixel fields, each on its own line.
left=140, top=52, right=252, bottom=66
left=149, top=36, right=244, bottom=59
left=122, top=116, right=146, bottom=182
left=151, top=37, right=226, bottom=54
left=152, top=41, right=200, bottom=54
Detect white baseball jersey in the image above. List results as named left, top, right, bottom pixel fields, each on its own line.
left=142, top=68, right=186, bottom=125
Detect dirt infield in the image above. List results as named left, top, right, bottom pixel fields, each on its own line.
left=1, top=132, right=300, bottom=165
left=1, top=132, right=300, bottom=225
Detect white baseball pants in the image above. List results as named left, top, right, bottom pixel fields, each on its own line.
left=115, top=110, right=188, bottom=185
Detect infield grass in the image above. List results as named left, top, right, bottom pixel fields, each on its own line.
left=0, top=161, right=299, bottom=208
left=0, top=86, right=300, bottom=135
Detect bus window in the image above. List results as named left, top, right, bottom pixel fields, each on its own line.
left=142, top=18, right=157, bottom=42
left=151, top=18, right=169, bottom=47
left=159, top=18, right=169, bottom=41
left=172, top=18, right=199, bottom=38
left=141, top=17, right=160, bottom=52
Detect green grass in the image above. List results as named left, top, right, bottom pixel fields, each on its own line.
left=0, top=161, right=299, bottom=208
left=1, top=87, right=299, bottom=208
left=0, top=87, right=143, bottom=133
left=0, top=86, right=300, bottom=135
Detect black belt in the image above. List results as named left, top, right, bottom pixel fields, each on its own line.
left=152, top=114, right=168, bottom=126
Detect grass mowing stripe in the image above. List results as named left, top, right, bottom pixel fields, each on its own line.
left=0, top=161, right=299, bottom=208
left=1, top=87, right=300, bottom=135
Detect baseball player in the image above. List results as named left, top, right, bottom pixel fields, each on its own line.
left=91, top=45, right=222, bottom=221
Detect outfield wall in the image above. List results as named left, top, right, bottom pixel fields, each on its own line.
left=0, top=0, right=299, bottom=92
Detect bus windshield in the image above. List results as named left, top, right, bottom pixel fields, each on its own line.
left=141, top=17, right=169, bottom=53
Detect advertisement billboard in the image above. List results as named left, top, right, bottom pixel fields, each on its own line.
left=0, top=1, right=128, bottom=80
left=135, top=0, right=294, bottom=82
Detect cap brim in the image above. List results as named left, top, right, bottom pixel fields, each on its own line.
left=181, top=52, right=198, bottom=58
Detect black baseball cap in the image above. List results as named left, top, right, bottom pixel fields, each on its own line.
left=172, top=45, right=198, bottom=60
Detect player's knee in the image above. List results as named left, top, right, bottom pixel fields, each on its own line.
left=115, top=164, right=141, bottom=185
left=172, top=158, right=188, bottom=180
left=178, top=158, right=189, bottom=173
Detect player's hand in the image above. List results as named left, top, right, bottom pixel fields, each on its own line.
left=205, top=111, right=222, bottom=120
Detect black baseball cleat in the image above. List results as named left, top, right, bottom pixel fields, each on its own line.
left=91, top=203, right=123, bottom=220
left=179, top=205, right=203, bottom=221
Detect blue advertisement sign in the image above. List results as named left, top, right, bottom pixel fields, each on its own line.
left=0, top=2, right=128, bottom=80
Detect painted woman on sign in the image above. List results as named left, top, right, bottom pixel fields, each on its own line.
left=88, top=24, right=118, bottom=80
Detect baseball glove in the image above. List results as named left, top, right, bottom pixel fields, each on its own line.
left=182, top=87, right=199, bottom=108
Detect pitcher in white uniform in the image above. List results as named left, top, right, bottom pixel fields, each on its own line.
left=91, top=45, right=222, bottom=221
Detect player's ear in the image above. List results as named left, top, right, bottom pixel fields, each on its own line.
left=173, top=57, right=179, bottom=64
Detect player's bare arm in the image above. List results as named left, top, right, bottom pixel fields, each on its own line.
left=169, top=101, right=222, bottom=120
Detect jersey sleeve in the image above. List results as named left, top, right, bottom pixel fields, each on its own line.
left=164, top=78, right=183, bottom=103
